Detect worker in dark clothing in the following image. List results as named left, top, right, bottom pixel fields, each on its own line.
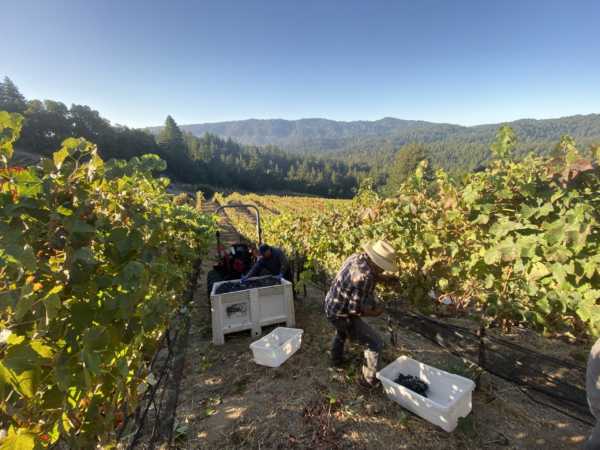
left=586, top=338, right=600, bottom=449
left=242, top=244, right=291, bottom=282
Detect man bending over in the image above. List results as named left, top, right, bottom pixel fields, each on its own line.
left=324, top=240, right=397, bottom=388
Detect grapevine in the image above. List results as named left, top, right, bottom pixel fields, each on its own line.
left=0, top=112, right=215, bottom=448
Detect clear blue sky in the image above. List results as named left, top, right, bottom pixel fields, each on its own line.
left=5, top=0, right=600, bottom=128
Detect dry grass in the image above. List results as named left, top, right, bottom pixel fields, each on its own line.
left=173, top=278, right=590, bottom=449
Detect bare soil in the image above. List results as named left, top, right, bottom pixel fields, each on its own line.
left=173, top=203, right=591, bottom=449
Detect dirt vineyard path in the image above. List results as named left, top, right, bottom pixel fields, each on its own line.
left=171, top=201, right=591, bottom=449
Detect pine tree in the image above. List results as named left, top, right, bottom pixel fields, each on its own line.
left=157, top=115, right=195, bottom=181
left=385, top=142, right=432, bottom=195
left=157, top=115, right=185, bottom=151
left=0, top=77, right=27, bottom=113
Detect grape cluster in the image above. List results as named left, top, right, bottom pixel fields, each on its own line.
left=215, top=276, right=281, bottom=294
left=394, top=374, right=429, bottom=397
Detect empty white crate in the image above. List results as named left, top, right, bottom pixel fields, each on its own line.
left=210, top=276, right=295, bottom=345
left=250, top=327, right=303, bottom=367
left=376, top=356, right=476, bottom=432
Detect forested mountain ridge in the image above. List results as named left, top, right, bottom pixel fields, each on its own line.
left=1, top=76, right=367, bottom=198
left=153, top=114, right=600, bottom=157
left=340, top=114, right=600, bottom=179
left=149, top=117, right=466, bottom=152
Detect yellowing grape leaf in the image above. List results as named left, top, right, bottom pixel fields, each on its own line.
left=0, top=432, right=36, bottom=450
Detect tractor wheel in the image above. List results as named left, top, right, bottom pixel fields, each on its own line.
left=206, top=270, right=223, bottom=303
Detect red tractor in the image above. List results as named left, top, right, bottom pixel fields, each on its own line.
left=206, top=204, right=263, bottom=299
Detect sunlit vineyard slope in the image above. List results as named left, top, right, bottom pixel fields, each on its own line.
left=213, top=192, right=350, bottom=244
left=0, top=112, right=215, bottom=448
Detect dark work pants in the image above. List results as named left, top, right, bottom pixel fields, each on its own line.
left=329, top=316, right=383, bottom=383
left=586, top=338, right=600, bottom=449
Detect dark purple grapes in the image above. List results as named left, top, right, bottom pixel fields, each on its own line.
left=394, top=374, right=429, bottom=397
left=214, top=276, right=281, bottom=295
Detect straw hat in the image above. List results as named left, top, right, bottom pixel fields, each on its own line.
left=362, top=240, right=397, bottom=273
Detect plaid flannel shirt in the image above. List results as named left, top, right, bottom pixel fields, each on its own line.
left=325, top=253, right=376, bottom=319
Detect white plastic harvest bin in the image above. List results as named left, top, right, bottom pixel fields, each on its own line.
left=210, top=276, right=295, bottom=345
left=250, top=327, right=303, bottom=367
left=376, top=356, right=476, bottom=432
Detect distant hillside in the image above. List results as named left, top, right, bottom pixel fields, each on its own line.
left=149, top=117, right=465, bottom=153
left=2, top=75, right=366, bottom=198
left=149, top=114, right=600, bottom=159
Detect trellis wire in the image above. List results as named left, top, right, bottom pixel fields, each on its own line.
left=116, top=257, right=202, bottom=449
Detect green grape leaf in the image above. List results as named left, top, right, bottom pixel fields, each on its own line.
left=71, top=220, right=96, bottom=236
left=490, top=219, right=522, bottom=238
left=56, top=206, right=73, bottom=216
left=53, top=147, right=70, bottom=169
left=529, top=262, right=550, bottom=281
left=0, top=431, right=36, bottom=450
left=536, top=298, right=552, bottom=315
left=519, top=204, right=536, bottom=219
left=583, top=259, right=598, bottom=279
left=516, top=235, right=538, bottom=259
left=423, top=233, right=441, bottom=248
left=118, top=261, right=146, bottom=289
left=13, top=168, right=42, bottom=197
left=0, top=111, right=23, bottom=163
left=543, top=245, right=572, bottom=263
left=543, top=220, right=566, bottom=245
left=473, top=213, right=489, bottom=225
left=86, top=150, right=104, bottom=178
left=536, top=203, right=554, bottom=219
left=4, top=343, right=42, bottom=373
left=577, top=295, right=600, bottom=324
left=15, top=295, right=34, bottom=321
left=43, top=286, right=63, bottom=320
left=30, top=339, right=54, bottom=359
left=551, top=263, right=568, bottom=285
left=81, top=349, right=102, bottom=375
left=0, top=363, right=38, bottom=399
left=498, top=239, right=518, bottom=262
left=437, top=278, right=449, bottom=290
left=484, top=247, right=501, bottom=265
left=72, top=246, right=97, bottom=266
left=0, top=228, right=37, bottom=271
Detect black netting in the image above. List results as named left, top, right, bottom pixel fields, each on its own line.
left=386, top=306, right=593, bottom=425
